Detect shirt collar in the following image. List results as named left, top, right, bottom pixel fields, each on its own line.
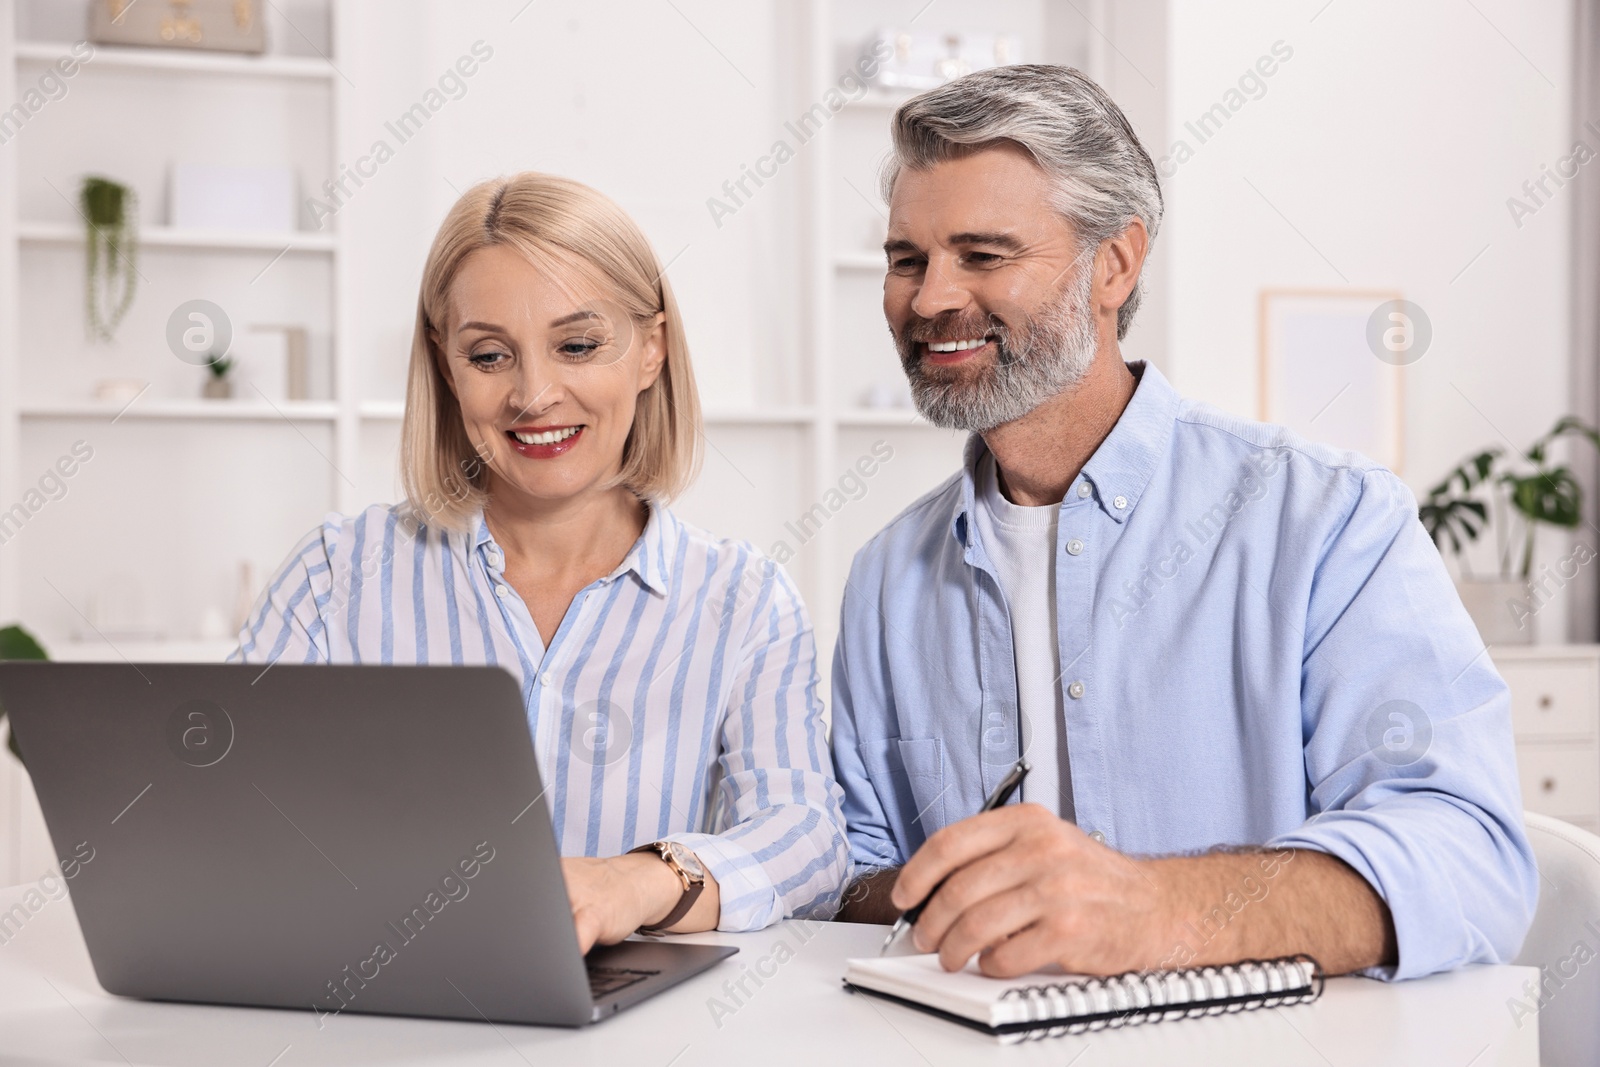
left=953, top=360, right=1180, bottom=546
left=470, top=498, right=675, bottom=598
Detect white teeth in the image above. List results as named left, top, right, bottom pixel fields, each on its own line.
left=927, top=337, right=990, bottom=353
left=512, top=426, right=581, bottom=445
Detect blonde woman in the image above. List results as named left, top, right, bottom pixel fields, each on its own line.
left=232, top=173, right=848, bottom=948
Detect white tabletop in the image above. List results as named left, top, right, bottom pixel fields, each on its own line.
left=0, top=880, right=1537, bottom=1066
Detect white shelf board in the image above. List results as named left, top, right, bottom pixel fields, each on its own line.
left=47, top=637, right=236, bottom=663
left=13, top=41, right=336, bottom=82
left=359, top=401, right=817, bottom=425
left=21, top=399, right=339, bottom=422
left=835, top=251, right=885, bottom=271
left=845, top=89, right=916, bottom=110
left=703, top=407, right=816, bottom=425
left=835, top=407, right=928, bottom=427
left=17, top=221, right=335, bottom=254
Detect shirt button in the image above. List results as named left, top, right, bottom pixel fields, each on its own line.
left=1077, top=482, right=1092, bottom=499
left=1068, top=680, right=1085, bottom=699
left=1089, top=830, right=1106, bottom=843
left=1113, top=495, right=1128, bottom=510
left=1065, top=539, right=1084, bottom=556
left=495, top=585, right=510, bottom=599
left=541, top=672, right=553, bottom=686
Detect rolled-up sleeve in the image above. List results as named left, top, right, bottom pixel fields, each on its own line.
left=1268, top=468, right=1538, bottom=980
left=665, top=560, right=851, bottom=931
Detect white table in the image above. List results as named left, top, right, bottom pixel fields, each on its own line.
left=0, top=881, right=1538, bottom=1066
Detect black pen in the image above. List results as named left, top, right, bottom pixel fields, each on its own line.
left=880, top=759, right=1031, bottom=955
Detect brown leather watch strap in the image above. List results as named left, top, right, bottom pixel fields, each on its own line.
left=630, top=842, right=705, bottom=933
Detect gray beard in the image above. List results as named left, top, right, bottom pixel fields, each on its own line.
left=896, top=266, right=1098, bottom=433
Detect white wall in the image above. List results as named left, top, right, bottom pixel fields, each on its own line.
left=1165, top=0, right=1578, bottom=640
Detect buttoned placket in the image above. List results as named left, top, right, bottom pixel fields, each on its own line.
left=1052, top=476, right=1103, bottom=829
left=480, top=536, right=596, bottom=766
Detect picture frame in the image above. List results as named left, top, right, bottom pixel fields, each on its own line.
left=1257, top=288, right=1406, bottom=475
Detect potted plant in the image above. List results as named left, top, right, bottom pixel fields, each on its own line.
left=202, top=354, right=235, bottom=399
left=80, top=175, right=138, bottom=342
left=0, top=625, right=48, bottom=762
left=1420, top=415, right=1600, bottom=644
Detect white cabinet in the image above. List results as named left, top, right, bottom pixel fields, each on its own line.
left=1492, top=646, right=1600, bottom=834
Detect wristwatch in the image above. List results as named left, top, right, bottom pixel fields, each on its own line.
left=629, top=840, right=706, bottom=932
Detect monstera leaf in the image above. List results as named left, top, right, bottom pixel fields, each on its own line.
left=0, top=625, right=48, bottom=762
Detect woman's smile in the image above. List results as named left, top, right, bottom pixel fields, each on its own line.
left=506, top=423, right=586, bottom=458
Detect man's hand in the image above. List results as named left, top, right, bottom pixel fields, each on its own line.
left=893, top=804, right=1397, bottom=978
left=561, top=853, right=698, bottom=953
left=892, top=804, right=1173, bottom=977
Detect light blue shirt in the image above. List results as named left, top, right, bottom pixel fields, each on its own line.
left=231, top=502, right=849, bottom=932
left=831, top=361, right=1537, bottom=980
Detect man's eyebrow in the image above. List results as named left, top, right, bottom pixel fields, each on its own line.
left=947, top=231, right=1026, bottom=252
left=883, top=238, right=920, bottom=257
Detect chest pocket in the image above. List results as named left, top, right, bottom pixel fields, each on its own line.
left=857, top=737, right=947, bottom=861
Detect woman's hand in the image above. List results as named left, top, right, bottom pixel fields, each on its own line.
left=561, top=853, right=698, bottom=953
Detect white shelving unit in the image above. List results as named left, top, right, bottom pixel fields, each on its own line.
left=0, top=0, right=351, bottom=885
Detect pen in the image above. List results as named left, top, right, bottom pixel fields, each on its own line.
left=880, top=759, right=1031, bottom=955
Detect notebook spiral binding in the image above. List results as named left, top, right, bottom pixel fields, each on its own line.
left=996, top=954, right=1324, bottom=1043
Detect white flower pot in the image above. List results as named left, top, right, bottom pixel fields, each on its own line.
left=1455, top=578, right=1533, bottom=646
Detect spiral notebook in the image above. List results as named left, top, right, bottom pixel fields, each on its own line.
left=842, top=952, right=1323, bottom=1042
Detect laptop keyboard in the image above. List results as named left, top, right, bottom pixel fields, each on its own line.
left=588, top=965, right=659, bottom=999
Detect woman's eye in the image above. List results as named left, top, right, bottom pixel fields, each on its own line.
left=556, top=340, right=602, bottom=361
left=467, top=349, right=509, bottom=368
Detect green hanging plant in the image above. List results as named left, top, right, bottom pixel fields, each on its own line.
left=0, top=624, right=48, bottom=763
left=80, top=175, right=139, bottom=342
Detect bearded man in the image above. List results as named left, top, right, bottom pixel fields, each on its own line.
left=830, top=64, right=1536, bottom=983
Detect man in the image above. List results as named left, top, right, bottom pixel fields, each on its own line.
left=830, top=64, right=1536, bottom=982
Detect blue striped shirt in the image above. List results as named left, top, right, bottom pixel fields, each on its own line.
left=230, top=501, right=850, bottom=932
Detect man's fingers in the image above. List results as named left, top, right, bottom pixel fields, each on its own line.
left=935, top=884, right=1045, bottom=973
left=977, top=917, right=1065, bottom=979
left=911, top=845, right=1034, bottom=951
left=893, top=806, right=1041, bottom=908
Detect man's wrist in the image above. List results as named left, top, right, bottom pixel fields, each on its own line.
left=619, top=851, right=686, bottom=928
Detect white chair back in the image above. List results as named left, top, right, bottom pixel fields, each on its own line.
left=1514, top=812, right=1600, bottom=1066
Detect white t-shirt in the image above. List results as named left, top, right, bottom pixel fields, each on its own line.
left=973, top=453, right=1074, bottom=820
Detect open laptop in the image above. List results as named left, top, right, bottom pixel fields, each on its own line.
left=0, top=662, right=736, bottom=1026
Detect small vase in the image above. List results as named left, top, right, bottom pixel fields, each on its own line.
left=202, top=377, right=233, bottom=400
left=1455, top=578, right=1534, bottom=645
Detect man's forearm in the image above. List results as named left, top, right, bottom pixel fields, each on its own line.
left=1147, top=846, right=1397, bottom=975
left=833, top=867, right=903, bottom=924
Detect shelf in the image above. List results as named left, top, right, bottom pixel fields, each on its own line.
left=835, top=408, right=928, bottom=426
left=704, top=407, right=816, bottom=425
left=359, top=400, right=406, bottom=420
left=21, top=400, right=339, bottom=422
left=17, top=221, right=335, bottom=254
left=14, top=41, right=336, bottom=82
left=835, top=251, right=885, bottom=271
left=47, top=637, right=236, bottom=663
left=844, top=89, right=916, bottom=110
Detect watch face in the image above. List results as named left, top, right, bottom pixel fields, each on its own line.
left=665, top=841, right=706, bottom=881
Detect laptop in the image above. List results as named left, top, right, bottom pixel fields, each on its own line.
left=0, top=662, right=736, bottom=1026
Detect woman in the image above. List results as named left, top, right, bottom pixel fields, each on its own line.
left=232, top=173, right=848, bottom=948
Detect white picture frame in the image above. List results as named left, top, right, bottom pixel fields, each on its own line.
left=1258, top=288, right=1406, bottom=475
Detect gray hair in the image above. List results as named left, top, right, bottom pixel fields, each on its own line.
left=880, top=64, right=1163, bottom=340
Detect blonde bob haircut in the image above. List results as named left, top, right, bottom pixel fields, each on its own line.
left=401, top=172, right=702, bottom=531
